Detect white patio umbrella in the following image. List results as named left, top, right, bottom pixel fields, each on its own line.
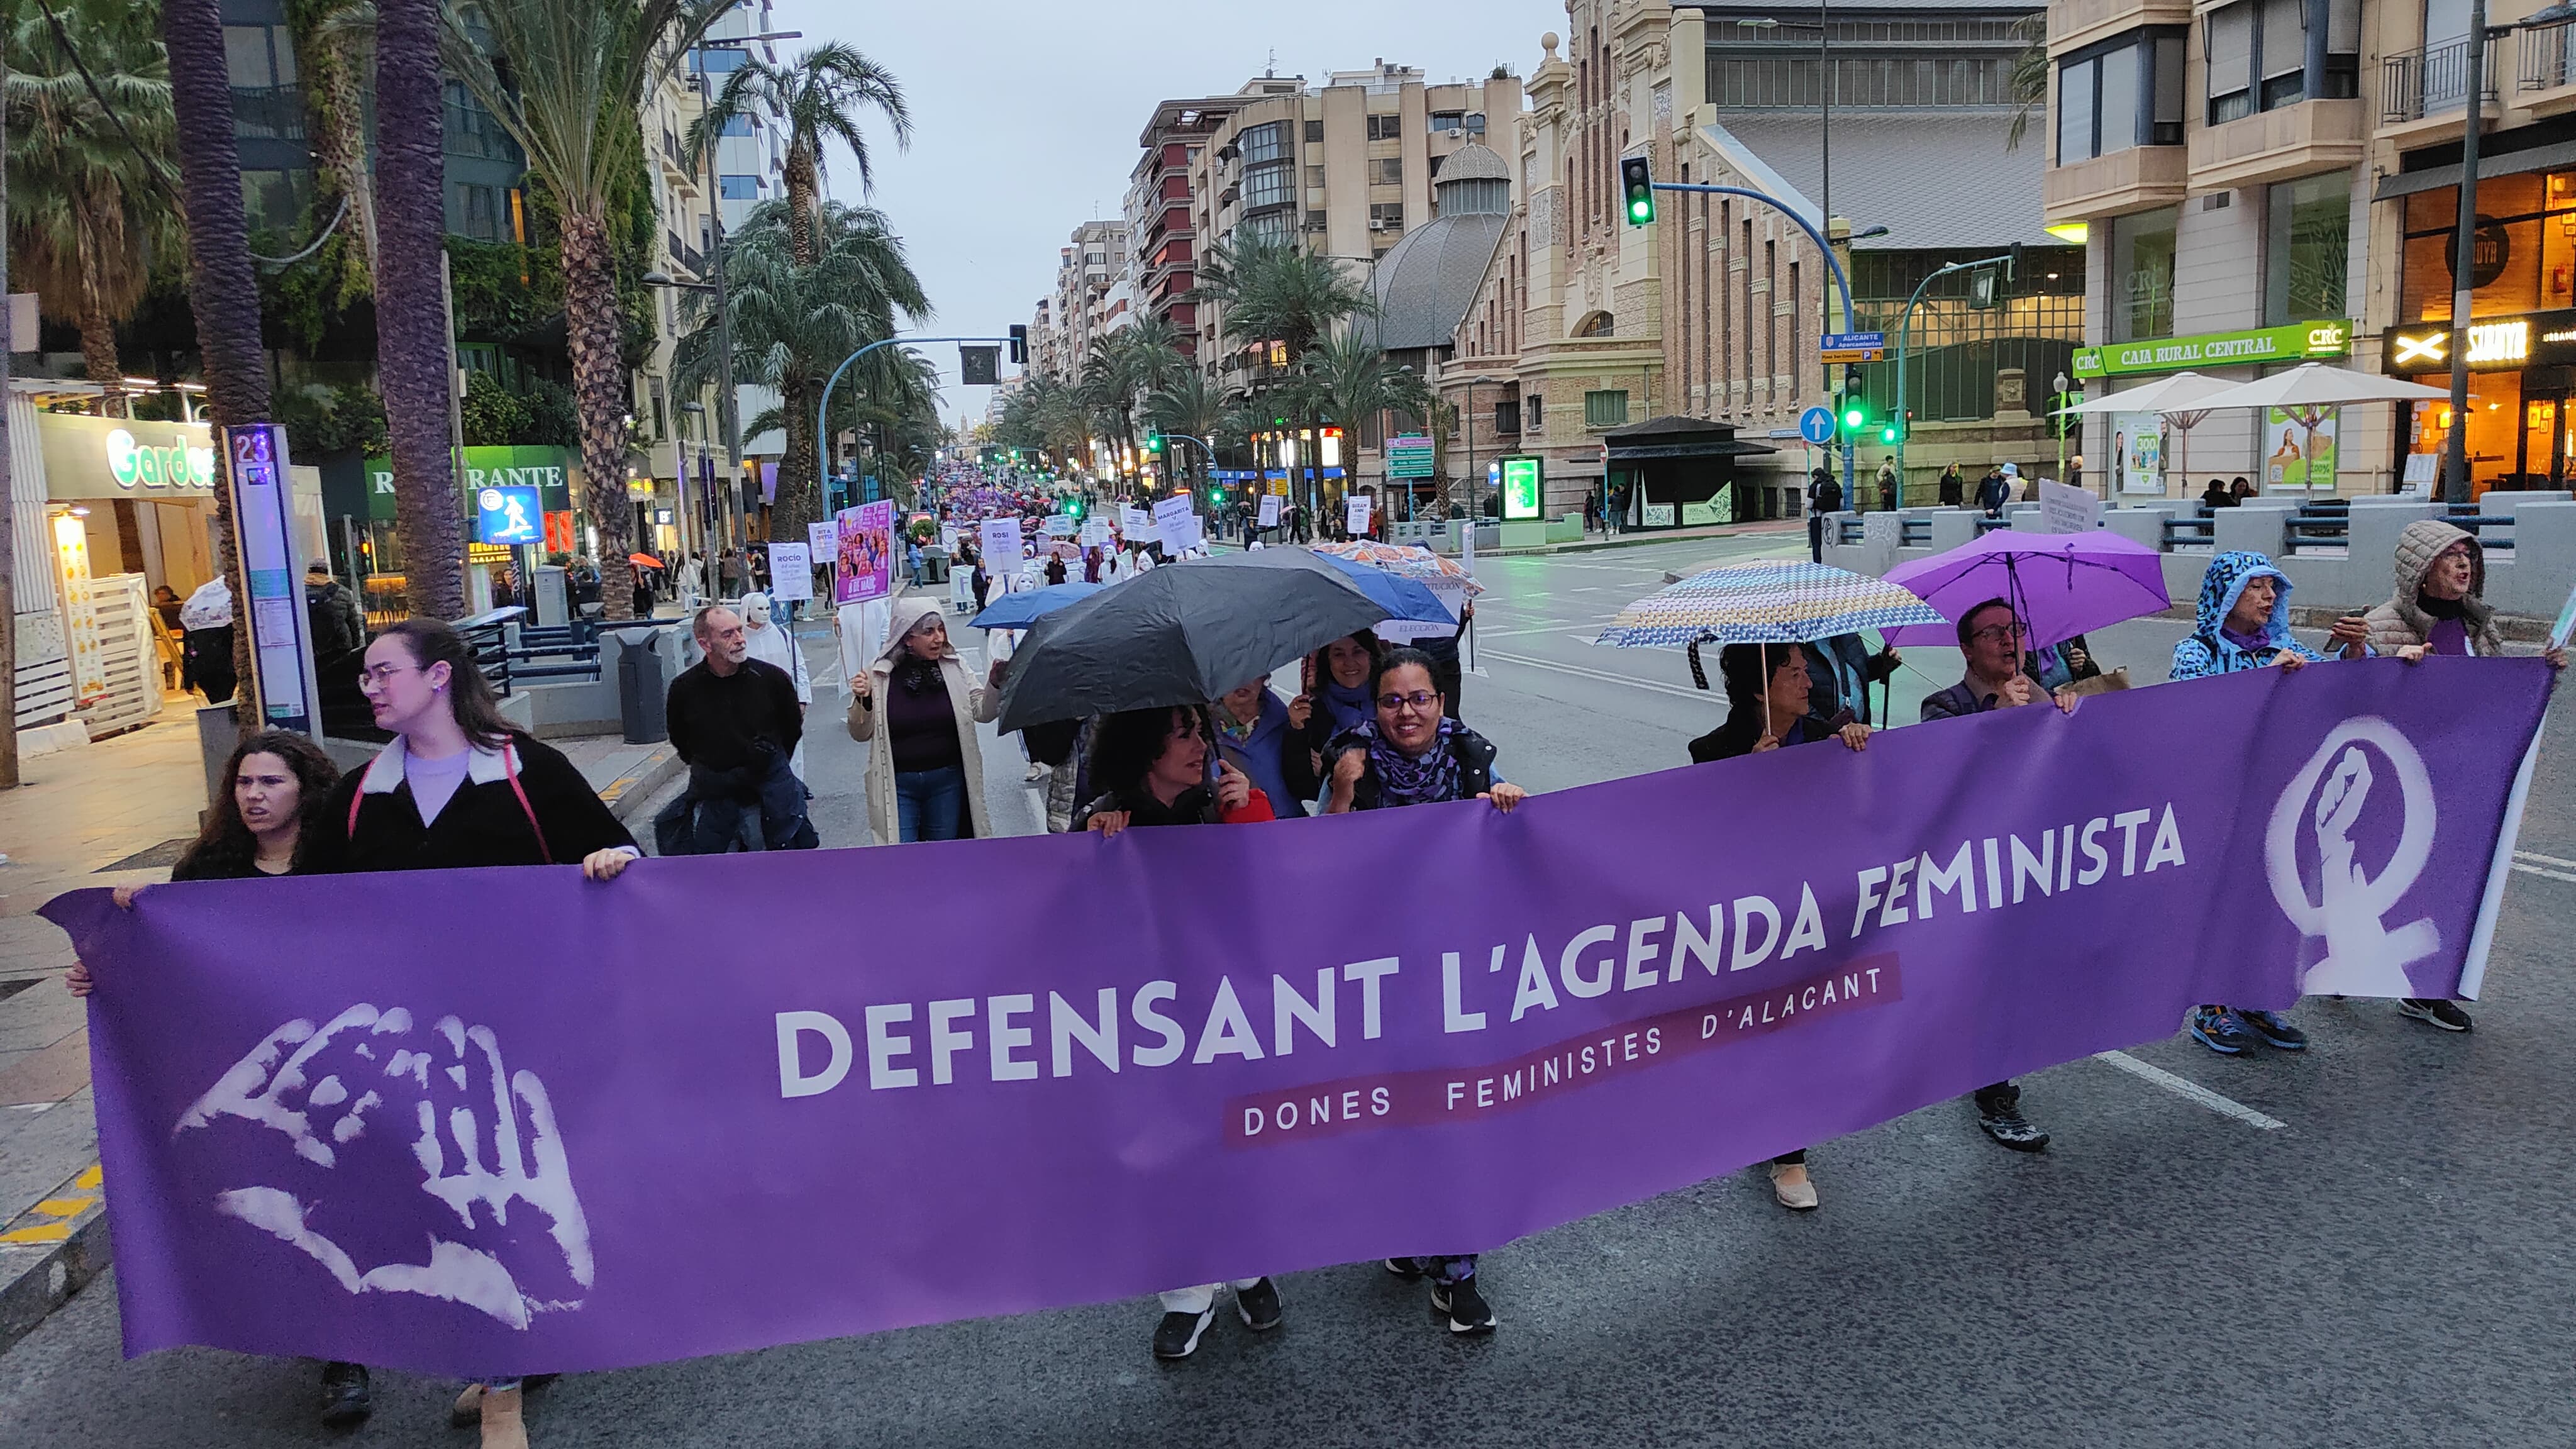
left=2053, top=372, right=2240, bottom=495
left=2185, top=364, right=2453, bottom=491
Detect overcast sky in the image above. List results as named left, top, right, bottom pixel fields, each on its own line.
left=766, top=0, right=1567, bottom=428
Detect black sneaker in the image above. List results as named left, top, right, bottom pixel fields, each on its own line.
left=2399, top=997, right=2473, bottom=1032
left=2240, top=1008, right=2307, bottom=1051
left=1975, top=1094, right=2050, bottom=1152
left=1152, top=1306, right=1215, bottom=1360
left=318, top=1362, right=370, bottom=1428
left=1429, top=1277, right=1496, bottom=1335
left=1382, top=1257, right=1425, bottom=1279
left=1235, top=1277, right=1282, bottom=1331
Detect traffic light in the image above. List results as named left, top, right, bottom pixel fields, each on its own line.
left=1880, top=418, right=1903, bottom=445
left=1840, top=397, right=1867, bottom=435
left=1008, top=324, right=1028, bottom=365
left=1208, top=486, right=1225, bottom=504
left=1619, top=157, right=1655, bottom=226
left=1145, top=432, right=1163, bottom=454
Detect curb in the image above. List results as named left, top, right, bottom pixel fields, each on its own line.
left=602, top=747, right=685, bottom=825
left=0, top=1163, right=110, bottom=1357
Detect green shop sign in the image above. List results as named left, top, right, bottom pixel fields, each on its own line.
left=362, top=445, right=576, bottom=521
left=2071, top=320, right=2352, bottom=379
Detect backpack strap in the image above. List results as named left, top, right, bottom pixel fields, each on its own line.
left=500, top=740, right=553, bottom=865
left=346, top=781, right=364, bottom=842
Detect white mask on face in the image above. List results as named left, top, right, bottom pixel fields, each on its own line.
left=741, top=594, right=772, bottom=628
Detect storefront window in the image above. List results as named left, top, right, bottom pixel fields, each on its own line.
left=2263, top=170, right=2351, bottom=325
left=2396, top=170, right=2570, bottom=323
left=2109, top=206, right=2178, bottom=342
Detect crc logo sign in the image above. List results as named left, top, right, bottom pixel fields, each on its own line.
left=105, top=428, right=216, bottom=491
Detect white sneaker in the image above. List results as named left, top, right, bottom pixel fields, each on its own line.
left=1024, top=762, right=1048, bottom=782
left=1768, top=1160, right=1819, bottom=1211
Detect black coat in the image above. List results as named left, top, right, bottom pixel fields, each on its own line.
left=666, top=658, right=802, bottom=774
left=313, top=735, right=636, bottom=873
left=1689, top=709, right=1833, bottom=763
left=1324, top=726, right=1499, bottom=811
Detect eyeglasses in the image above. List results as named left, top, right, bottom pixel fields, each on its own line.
left=358, top=662, right=418, bottom=687
left=1377, top=690, right=1440, bottom=713
left=1968, top=623, right=2027, bottom=645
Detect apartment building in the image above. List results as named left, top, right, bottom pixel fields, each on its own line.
left=1126, top=96, right=1245, bottom=354
left=1048, top=221, right=1133, bottom=381
left=2045, top=0, right=2377, bottom=496
left=1187, top=64, right=1526, bottom=382
left=694, top=4, right=796, bottom=233
left=1439, top=1, right=2067, bottom=527
left=2371, top=1, right=2576, bottom=493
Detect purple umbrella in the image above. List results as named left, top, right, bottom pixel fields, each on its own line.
left=1880, top=531, right=2170, bottom=652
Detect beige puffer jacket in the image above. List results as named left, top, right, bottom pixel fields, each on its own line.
left=847, top=591, right=1001, bottom=844
left=2360, top=519, right=2503, bottom=657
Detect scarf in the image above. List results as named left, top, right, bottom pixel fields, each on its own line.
left=2219, top=625, right=2273, bottom=655
left=1216, top=706, right=1259, bottom=745
left=1319, top=677, right=1374, bottom=735
left=1365, top=718, right=1462, bottom=808
left=2416, top=590, right=2467, bottom=621
left=894, top=655, right=944, bottom=697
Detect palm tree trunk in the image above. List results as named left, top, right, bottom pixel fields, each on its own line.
left=561, top=208, right=635, bottom=620
left=307, top=35, right=377, bottom=287
left=374, top=0, right=463, bottom=620
left=163, top=0, right=267, bottom=731
left=784, top=149, right=819, bottom=267
left=776, top=375, right=820, bottom=541
left=74, top=256, right=123, bottom=394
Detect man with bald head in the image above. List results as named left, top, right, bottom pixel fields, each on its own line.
left=665, top=604, right=807, bottom=851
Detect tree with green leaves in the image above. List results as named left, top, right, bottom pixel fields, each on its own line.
left=1192, top=236, right=1375, bottom=369
left=674, top=197, right=929, bottom=540
left=685, top=41, right=907, bottom=267
left=5, top=0, right=177, bottom=391
left=2005, top=11, right=2046, bottom=153
left=440, top=0, right=734, bottom=619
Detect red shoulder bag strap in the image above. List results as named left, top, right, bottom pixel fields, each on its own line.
left=501, top=741, right=554, bottom=865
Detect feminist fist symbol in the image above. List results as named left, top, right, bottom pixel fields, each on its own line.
left=175, top=1006, right=593, bottom=1329
left=2267, top=721, right=2441, bottom=997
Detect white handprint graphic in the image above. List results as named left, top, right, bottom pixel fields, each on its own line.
left=175, top=1005, right=592, bottom=1330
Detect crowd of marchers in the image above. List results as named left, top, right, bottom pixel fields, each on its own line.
left=60, top=509, right=2556, bottom=1445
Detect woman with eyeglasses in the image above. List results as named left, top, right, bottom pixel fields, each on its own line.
left=305, top=619, right=635, bottom=1448
left=66, top=731, right=377, bottom=1428
left=1685, top=643, right=1867, bottom=1210
left=1322, top=646, right=1523, bottom=1334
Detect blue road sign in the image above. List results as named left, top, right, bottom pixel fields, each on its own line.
left=475, top=485, right=542, bottom=546
left=1821, top=331, right=1885, bottom=351
left=1798, top=406, right=1836, bottom=446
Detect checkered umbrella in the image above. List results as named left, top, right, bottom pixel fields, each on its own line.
left=1594, top=558, right=1948, bottom=649
left=1310, top=541, right=1488, bottom=596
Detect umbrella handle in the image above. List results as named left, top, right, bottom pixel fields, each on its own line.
left=1687, top=639, right=1711, bottom=691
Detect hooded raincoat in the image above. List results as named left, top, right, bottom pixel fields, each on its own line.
left=846, top=591, right=1002, bottom=844
left=2362, top=519, right=2504, bottom=658
left=1213, top=687, right=1318, bottom=818
left=2170, top=551, right=2326, bottom=680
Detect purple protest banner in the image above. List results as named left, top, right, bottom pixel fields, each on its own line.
left=45, top=660, right=2549, bottom=1377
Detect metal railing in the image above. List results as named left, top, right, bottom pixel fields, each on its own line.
left=2382, top=36, right=2497, bottom=124
left=2519, top=14, right=2576, bottom=92
left=2446, top=501, right=2516, bottom=552
left=2280, top=500, right=2351, bottom=554
left=458, top=613, right=609, bottom=696
left=1899, top=518, right=1932, bottom=547
left=2162, top=509, right=2216, bottom=548
left=230, top=85, right=307, bottom=142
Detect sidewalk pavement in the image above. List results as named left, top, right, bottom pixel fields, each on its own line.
left=0, top=714, right=676, bottom=1356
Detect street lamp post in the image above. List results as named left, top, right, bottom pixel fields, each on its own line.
left=2052, top=369, right=2072, bottom=493
left=2443, top=1, right=2499, bottom=506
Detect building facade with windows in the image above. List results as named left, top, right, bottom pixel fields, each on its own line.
left=1439, top=1, right=2070, bottom=528
left=2372, top=1, right=2576, bottom=494
left=1125, top=96, right=1243, bottom=355
left=1049, top=221, right=1133, bottom=382
left=2045, top=0, right=2378, bottom=496
left=1185, top=65, right=1523, bottom=385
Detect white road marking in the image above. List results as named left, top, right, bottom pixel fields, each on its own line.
left=2513, top=848, right=2576, bottom=870
left=2092, top=1050, right=2287, bottom=1131
left=1482, top=649, right=1709, bottom=700
left=2511, top=860, right=2576, bottom=884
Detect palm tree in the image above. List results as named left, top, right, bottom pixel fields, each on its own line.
left=371, top=0, right=464, bottom=618
left=675, top=198, right=929, bottom=540
left=685, top=42, right=908, bottom=266
left=1193, top=236, right=1376, bottom=369
left=290, top=0, right=379, bottom=296
left=2005, top=12, right=2047, bottom=152
left=164, top=0, right=267, bottom=726
left=441, top=0, right=733, bottom=619
left=5, top=0, right=176, bottom=391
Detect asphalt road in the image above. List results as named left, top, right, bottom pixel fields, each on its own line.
left=7, top=533, right=2573, bottom=1448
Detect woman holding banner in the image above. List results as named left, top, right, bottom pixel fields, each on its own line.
left=1291, top=631, right=1383, bottom=791
left=1075, top=706, right=1284, bottom=1358
left=65, top=731, right=375, bottom=1428
left=1687, top=643, right=1869, bottom=1210
left=1323, top=647, right=1524, bottom=1333
left=2170, top=553, right=2368, bottom=1057
left=848, top=595, right=1006, bottom=844
left=311, top=619, right=638, bottom=1449
left=1215, top=677, right=1318, bottom=818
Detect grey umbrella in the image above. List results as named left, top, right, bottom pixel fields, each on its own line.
left=996, top=550, right=1390, bottom=732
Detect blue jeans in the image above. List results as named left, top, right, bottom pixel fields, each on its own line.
left=895, top=765, right=967, bottom=841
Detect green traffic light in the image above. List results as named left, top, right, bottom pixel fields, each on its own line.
left=1628, top=197, right=1653, bottom=223
left=1880, top=426, right=1899, bottom=444
left=1842, top=408, right=1866, bottom=430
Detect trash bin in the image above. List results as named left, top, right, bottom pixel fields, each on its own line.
left=617, top=628, right=669, bottom=744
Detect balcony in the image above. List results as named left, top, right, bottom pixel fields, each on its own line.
left=2047, top=0, right=2192, bottom=58
left=2382, top=36, right=2498, bottom=133
left=230, top=85, right=306, bottom=143
left=2043, top=144, right=2187, bottom=227
left=2188, top=98, right=2366, bottom=192
left=2518, top=14, right=2576, bottom=118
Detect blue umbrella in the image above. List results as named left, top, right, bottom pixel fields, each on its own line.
left=970, top=582, right=1102, bottom=630
left=1308, top=550, right=1455, bottom=626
